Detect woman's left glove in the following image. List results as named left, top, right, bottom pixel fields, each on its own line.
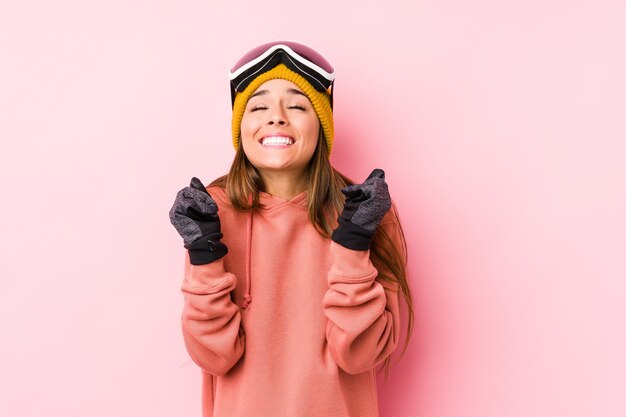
left=331, top=168, right=392, bottom=251
left=169, top=177, right=228, bottom=265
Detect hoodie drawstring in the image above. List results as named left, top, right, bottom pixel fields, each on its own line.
left=240, top=208, right=253, bottom=309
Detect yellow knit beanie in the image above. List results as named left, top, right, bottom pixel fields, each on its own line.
left=231, top=63, right=334, bottom=154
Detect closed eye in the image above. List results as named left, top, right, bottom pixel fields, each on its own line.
left=288, top=105, right=306, bottom=110
left=250, top=106, right=267, bottom=112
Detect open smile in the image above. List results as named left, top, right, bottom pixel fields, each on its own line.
left=259, top=135, right=295, bottom=147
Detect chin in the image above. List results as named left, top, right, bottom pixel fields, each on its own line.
left=257, top=164, right=297, bottom=172
left=256, top=161, right=307, bottom=173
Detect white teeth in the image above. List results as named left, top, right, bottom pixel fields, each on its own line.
left=261, top=136, right=294, bottom=146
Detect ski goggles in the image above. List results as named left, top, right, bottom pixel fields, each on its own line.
left=228, top=41, right=335, bottom=108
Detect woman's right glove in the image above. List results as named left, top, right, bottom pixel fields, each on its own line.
left=169, top=177, right=228, bottom=265
left=331, top=169, right=392, bottom=251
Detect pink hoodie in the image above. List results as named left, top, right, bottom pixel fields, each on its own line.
left=179, top=185, right=403, bottom=417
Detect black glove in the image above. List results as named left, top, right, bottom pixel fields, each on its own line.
left=331, top=169, right=392, bottom=251
left=169, top=177, right=228, bottom=265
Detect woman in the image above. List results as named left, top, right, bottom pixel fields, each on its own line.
left=169, top=41, right=413, bottom=417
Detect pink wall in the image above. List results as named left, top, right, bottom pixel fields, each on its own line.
left=1, top=1, right=624, bottom=416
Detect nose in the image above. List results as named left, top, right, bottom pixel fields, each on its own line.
left=267, top=108, right=287, bottom=126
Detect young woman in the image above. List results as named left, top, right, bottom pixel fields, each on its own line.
left=169, top=41, right=413, bottom=417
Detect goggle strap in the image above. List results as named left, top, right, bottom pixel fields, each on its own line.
left=232, top=51, right=331, bottom=95
left=229, top=44, right=334, bottom=83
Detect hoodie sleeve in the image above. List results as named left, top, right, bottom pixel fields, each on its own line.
left=180, top=251, right=245, bottom=376
left=322, top=206, right=404, bottom=375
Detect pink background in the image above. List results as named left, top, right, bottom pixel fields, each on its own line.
left=1, top=1, right=624, bottom=416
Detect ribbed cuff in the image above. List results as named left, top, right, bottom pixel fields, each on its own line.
left=331, top=218, right=375, bottom=251
left=184, top=233, right=228, bottom=265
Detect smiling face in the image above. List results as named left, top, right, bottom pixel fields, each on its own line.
left=240, top=79, right=320, bottom=181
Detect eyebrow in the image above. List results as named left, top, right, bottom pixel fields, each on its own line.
left=249, top=88, right=307, bottom=99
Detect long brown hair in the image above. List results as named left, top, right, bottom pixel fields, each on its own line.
left=210, top=131, right=414, bottom=377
